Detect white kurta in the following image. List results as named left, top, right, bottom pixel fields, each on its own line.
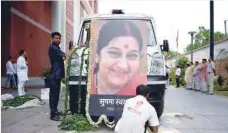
left=185, top=67, right=189, bottom=83
left=17, top=56, right=28, bottom=96
left=193, top=66, right=200, bottom=90
left=207, top=61, right=215, bottom=94
left=185, top=67, right=192, bottom=89
left=115, top=95, right=159, bottom=133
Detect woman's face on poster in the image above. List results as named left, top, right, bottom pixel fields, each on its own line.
left=97, top=36, right=140, bottom=88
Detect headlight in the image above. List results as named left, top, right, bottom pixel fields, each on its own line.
left=70, top=53, right=80, bottom=76
left=149, top=53, right=164, bottom=76
left=70, top=48, right=89, bottom=76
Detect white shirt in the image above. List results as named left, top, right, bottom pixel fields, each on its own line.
left=207, top=61, right=215, bottom=74
left=175, top=68, right=181, bottom=76
left=115, top=95, right=159, bottom=133
left=6, top=61, right=16, bottom=75
left=17, top=56, right=28, bottom=82
left=13, top=63, right=17, bottom=73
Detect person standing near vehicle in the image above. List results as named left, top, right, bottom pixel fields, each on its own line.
left=193, top=61, right=200, bottom=91
left=198, top=59, right=208, bottom=93
left=17, top=50, right=28, bottom=96
left=185, top=63, right=190, bottom=90
left=48, top=32, right=69, bottom=121
left=115, top=84, right=159, bottom=133
left=207, top=58, right=215, bottom=95
left=13, top=61, right=18, bottom=88
left=187, top=62, right=194, bottom=90
left=3, top=56, right=17, bottom=89
left=175, top=65, right=181, bottom=88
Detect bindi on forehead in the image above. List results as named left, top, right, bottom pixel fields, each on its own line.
left=124, top=44, right=129, bottom=49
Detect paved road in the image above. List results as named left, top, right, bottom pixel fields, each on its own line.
left=163, top=86, right=228, bottom=133
left=1, top=87, right=228, bottom=133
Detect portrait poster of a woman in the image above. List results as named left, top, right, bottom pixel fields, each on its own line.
left=89, top=19, right=148, bottom=96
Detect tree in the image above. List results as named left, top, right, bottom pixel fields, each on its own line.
left=176, top=56, right=189, bottom=68
left=184, top=26, right=225, bottom=52
left=167, top=50, right=181, bottom=59
left=169, top=56, right=189, bottom=86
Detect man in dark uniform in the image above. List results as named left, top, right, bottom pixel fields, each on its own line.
left=48, top=32, right=67, bottom=121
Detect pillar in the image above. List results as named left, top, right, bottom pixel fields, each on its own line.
left=74, top=0, right=81, bottom=44
left=51, top=1, right=62, bottom=33
left=61, top=0, right=66, bottom=52
left=51, top=0, right=65, bottom=51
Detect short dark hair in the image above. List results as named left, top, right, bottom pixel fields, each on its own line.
left=51, top=32, right=61, bottom=38
left=190, top=62, right=193, bottom=65
left=195, top=61, right=199, bottom=64
left=203, top=59, right=207, bottom=62
left=136, top=84, right=149, bottom=96
left=19, top=50, right=25, bottom=56
left=8, top=56, right=13, bottom=60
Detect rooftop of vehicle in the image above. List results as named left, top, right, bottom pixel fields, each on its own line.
left=83, top=14, right=154, bottom=21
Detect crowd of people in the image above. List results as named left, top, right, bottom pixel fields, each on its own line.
left=175, top=58, right=216, bottom=95
left=3, top=50, right=28, bottom=95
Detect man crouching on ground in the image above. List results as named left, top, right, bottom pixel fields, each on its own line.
left=115, top=84, right=159, bottom=133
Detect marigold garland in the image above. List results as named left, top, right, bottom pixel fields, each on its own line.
left=63, top=46, right=80, bottom=119
left=63, top=19, right=117, bottom=129
left=77, top=47, right=88, bottom=113
left=84, top=19, right=115, bottom=128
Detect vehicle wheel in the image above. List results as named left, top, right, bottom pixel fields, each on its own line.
left=91, top=116, right=99, bottom=122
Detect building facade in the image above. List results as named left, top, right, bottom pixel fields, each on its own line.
left=1, top=0, right=98, bottom=80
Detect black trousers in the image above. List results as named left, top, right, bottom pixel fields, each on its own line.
left=49, top=78, right=61, bottom=116
left=176, top=76, right=180, bottom=87
left=69, top=85, right=87, bottom=115
left=14, top=74, right=18, bottom=88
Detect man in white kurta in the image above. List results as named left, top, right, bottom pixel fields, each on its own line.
left=207, top=58, right=215, bottom=95
left=115, top=85, right=159, bottom=133
left=193, top=61, right=200, bottom=91
left=185, top=63, right=190, bottom=90
left=17, top=50, right=28, bottom=96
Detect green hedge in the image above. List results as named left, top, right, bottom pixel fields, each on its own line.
left=169, top=56, right=189, bottom=87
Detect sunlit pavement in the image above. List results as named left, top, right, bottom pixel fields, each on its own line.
left=159, top=86, right=228, bottom=133
left=2, top=87, right=228, bottom=133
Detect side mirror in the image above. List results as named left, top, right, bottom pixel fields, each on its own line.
left=162, top=40, right=169, bottom=52
left=69, top=41, right=73, bottom=51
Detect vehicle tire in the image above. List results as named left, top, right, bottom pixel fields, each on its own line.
left=154, top=101, right=164, bottom=118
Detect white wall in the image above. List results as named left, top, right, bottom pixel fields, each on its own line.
left=167, top=39, right=228, bottom=67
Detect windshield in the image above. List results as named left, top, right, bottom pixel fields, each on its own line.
left=78, top=20, right=91, bottom=46
left=77, top=19, right=156, bottom=47
left=146, top=20, right=157, bottom=46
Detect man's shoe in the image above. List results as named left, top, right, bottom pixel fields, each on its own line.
left=57, top=111, right=63, bottom=116
left=50, top=115, right=62, bottom=121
